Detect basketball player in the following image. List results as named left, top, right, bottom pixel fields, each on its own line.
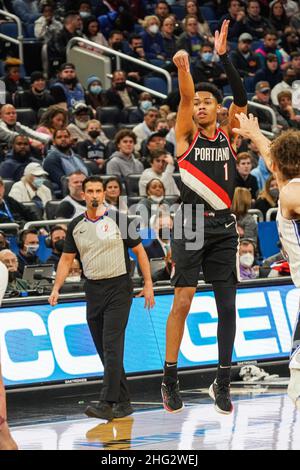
left=161, top=20, right=247, bottom=415
left=232, top=113, right=300, bottom=409
left=0, top=261, right=17, bottom=450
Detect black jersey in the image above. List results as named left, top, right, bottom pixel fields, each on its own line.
left=177, top=128, right=237, bottom=210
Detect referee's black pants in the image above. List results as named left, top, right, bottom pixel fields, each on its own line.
left=85, top=274, right=133, bottom=403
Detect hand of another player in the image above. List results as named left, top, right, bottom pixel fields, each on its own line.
left=214, top=19, right=230, bottom=56
left=173, top=50, right=190, bottom=73
left=135, top=283, right=155, bottom=309
left=232, top=113, right=260, bottom=139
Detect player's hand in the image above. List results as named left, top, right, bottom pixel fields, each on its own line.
left=48, top=288, right=59, bottom=306
left=173, top=50, right=190, bottom=73
left=232, top=113, right=260, bottom=139
left=214, top=20, right=230, bottom=56
left=135, top=283, right=155, bottom=309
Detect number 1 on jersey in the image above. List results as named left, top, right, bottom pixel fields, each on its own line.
left=224, top=163, right=228, bottom=181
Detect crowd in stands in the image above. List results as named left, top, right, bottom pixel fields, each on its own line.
left=0, top=0, right=299, bottom=295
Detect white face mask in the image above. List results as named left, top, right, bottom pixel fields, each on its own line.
left=240, top=253, right=254, bottom=268
left=65, top=275, right=81, bottom=283
left=149, top=24, right=159, bottom=34
left=150, top=195, right=164, bottom=203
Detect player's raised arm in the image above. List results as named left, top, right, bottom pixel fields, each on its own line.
left=173, top=50, right=197, bottom=146
left=215, top=20, right=247, bottom=137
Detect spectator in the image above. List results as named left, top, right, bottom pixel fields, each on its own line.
left=271, top=67, right=297, bottom=106
left=251, top=156, right=271, bottom=191
left=291, top=51, right=300, bottom=80
left=136, top=178, right=172, bottom=223
left=128, top=92, right=155, bottom=124
left=142, top=130, right=174, bottom=163
left=9, top=162, right=52, bottom=217
left=248, top=81, right=287, bottom=132
left=82, top=15, right=108, bottom=49
left=231, top=187, right=257, bottom=243
left=282, top=0, right=299, bottom=18
left=183, top=0, right=214, bottom=42
left=245, top=0, right=272, bottom=39
left=36, top=105, right=68, bottom=138
left=122, top=34, right=148, bottom=80
left=254, top=175, right=279, bottom=219
left=78, top=0, right=92, bottom=20
left=255, top=30, right=285, bottom=69
left=218, top=0, right=248, bottom=41
left=0, top=249, right=29, bottom=293
left=239, top=238, right=258, bottom=280
left=144, top=212, right=173, bottom=282
left=0, top=231, right=9, bottom=251
left=67, top=102, right=93, bottom=143
left=17, top=229, right=42, bottom=275
left=269, top=0, right=289, bottom=36
left=235, top=152, right=258, bottom=200
left=104, top=177, right=128, bottom=213
left=46, top=225, right=67, bottom=270
left=104, top=70, right=138, bottom=110
left=192, top=42, right=228, bottom=88
left=166, top=111, right=176, bottom=153
left=176, top=14, right=204, bottom=62
left=43, top=129, right=89, bottom=190
left=230, top=32, right=259, bottom=78
left=76, top=119, right=108, bottom=173
left=133, top=107, right=159, bottom=151
left=106, top=129, right=144, bottom=179
left=12, top=0, right=40, bottom=25
left=55, top=171, right=86, bottom=219
left=141, top=15, right=166, bottom=61
left=34, top=2, right=63, bottom=42
left=47, top=11, right=83, bottom=70
left=16, top=71, right=54, bottom=113
left=161, top=16, right=177, bottom=61
left=280, top=26, right=300, bottom=55
left=253, top=53, right=283, bottom=90
left=139, top=149, right=179, bottom=197
left=0, top=104, right=50, bottom=147
left=107, top=29, right=125, bottom=51
left=3, top=57, right=27, bottom=95
left=0, top=135, right=40, bottom=182
left=85, top=76, right=106, bottom=111
left=154, top=1, right=171, bottom=24
left=50, top=63, right=85, bottom=110
left=0, top=176, right=38, bottom=226
left=276, top=90, right=300, bottom=129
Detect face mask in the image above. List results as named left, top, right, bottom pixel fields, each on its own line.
left=269, top=188, right=279, bottom=200
left=63, top=77, right=77, bottom=85
left=25, top=244, right=39, bottom=256
left=54, top=239, right=65, bottom=253
left=150, top=195, right=164, bottom=203
left=65, top=275, right=81, bottom=283
left=89, top=130, right=100, bottom=139
left=90, top=85, right=102, bottom=95
left=32, top=177, right=44, bottom=189
left=115, top=82, right=126, bottom=91
left=240, top=253, right=254, bottom=268
left=112, top=41, right=123, bottom=50
left=75, top=118, right=89, bottom=130
left=140, top=100, right=152, bottom=112
left=80, top=11, right=90, bottom=18
left=166, top=0, right=175, bottom=5
left=202, top=52, right=213, bottom=63
left=149, top=24, right=159, bottom=34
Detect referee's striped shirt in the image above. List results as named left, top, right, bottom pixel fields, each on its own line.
left=63, top=209, right=141, bottom=280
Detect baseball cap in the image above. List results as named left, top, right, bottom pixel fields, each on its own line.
left=238, top=33, right=253, bottom=42
left=24, top=163, right=48, bottom=177
left=30, top=71, right=45, bottom=84
left=266, top=53, right=278, bottom=61
left=255, top=81, right=271, bottom=92
left=72, top=102, right=89, bottom=114
left=59, top=62, right=76, bottom=72
left=147, top=131, right=165, bottom=144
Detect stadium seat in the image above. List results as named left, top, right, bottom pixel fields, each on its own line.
left=120, top=106, right=139, bottom=124
left=200, top=6, right=216, bottom=21
left=45, top=200, right=61, bottom=219
left=0, top=22, right=18, bottom=39
left=127, top=196, right=142, bottom=207
left=96, top=106, right=120, bottom=125
left=125, top=174, right=141, bottom=196
left=22, top=201, right=43, bottom=219
left=13, top=91, right=28, bottom=108
left=208, top=20, right=219, bottom=34
left=16, top=108, right=37, bottom=127
left=244, top=76, right=255, bottom=93
left=117, top=123, right=136, bottom=131
left=144, top=77, right=167, bottom=95
left=3, top=179, right=14, bottom=195
left=101, top=124, right=117, bottom=140
left=258, top=221, right=280, bottom=259
left=171, top=4, right=185, bottom=20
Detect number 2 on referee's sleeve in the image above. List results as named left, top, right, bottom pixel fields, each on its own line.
left=224, top=162, right=228, bottom=181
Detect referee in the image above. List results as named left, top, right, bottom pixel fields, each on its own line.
left=49, top=176, right=155, bottom=421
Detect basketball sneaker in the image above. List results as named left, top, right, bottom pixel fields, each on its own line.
left=161, top=380, right=184, bottom=413
left=288, top=346, right=300, bottom=409
left=209, top=379, right=233, bottom=414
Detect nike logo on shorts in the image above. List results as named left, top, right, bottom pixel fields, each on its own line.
left=225, top=221, right=235, bottom=229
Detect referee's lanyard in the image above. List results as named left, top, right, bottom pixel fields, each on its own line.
left=0, top=201, right=14, bottom=221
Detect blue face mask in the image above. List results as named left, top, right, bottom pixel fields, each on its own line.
left=202, top=52, right=213, bottom=63
left=90, top=85, right=102, bottom=95
left=33, top=177, right=44, bottom=189
left=140, top=100, right=152, bottom=111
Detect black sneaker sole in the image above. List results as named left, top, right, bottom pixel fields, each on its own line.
left=161, top=387, right=184, bottom=413
left=113, top=408, right=134, bottom=419
left=84, top=405, right=114, bottom=421
left=208, top=383, right=233, bottom=415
